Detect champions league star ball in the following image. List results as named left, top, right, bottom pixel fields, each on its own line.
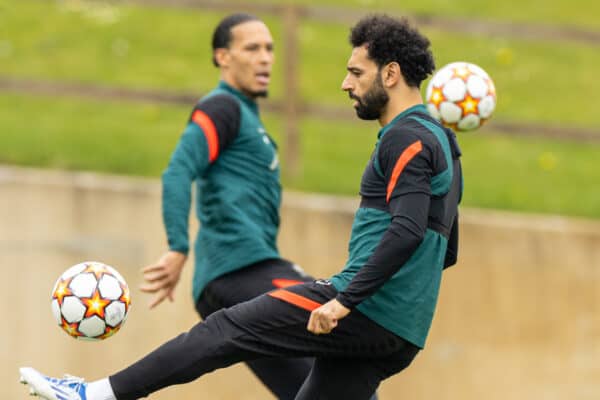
left=425, top=62, right=496, bottom=131
left=51, top=261, right=131, bottom=340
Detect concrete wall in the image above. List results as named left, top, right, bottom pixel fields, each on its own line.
left=2, top=166, right=599, bottom=399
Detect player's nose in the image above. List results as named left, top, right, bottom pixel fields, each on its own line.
left=341, top=74, right=352, bottom=91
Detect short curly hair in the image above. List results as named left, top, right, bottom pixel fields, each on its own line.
left=350, top=14, right=435, bottom=88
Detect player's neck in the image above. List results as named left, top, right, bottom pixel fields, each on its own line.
left=219, top=74, right=259, bottom=101
left=378, top=89, right=423, bottom=127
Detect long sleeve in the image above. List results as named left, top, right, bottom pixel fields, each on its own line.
left=336, top=191, right=430, bottom=309
left=336, top=129, right=434, bottom=309
left=443, top=213, right=459, bottom=269
left=161, top=93, right=241, bottom=254
left=162, top=123, right=210, bottom=254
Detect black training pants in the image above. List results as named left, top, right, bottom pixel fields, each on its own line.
left=109, top=281, right=420, bottom=400
left=196, top=258, right=314, bottom=399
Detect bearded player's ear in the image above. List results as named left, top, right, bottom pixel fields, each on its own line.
left=382, top=62, right=401, bottom=88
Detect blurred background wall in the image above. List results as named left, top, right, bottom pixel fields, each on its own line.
left=2, top=166, right=599, bottom=399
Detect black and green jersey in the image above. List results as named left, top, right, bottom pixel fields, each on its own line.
left=330, top=104, right=462, bottom=348
left=162, top=81, right=281, bottom=301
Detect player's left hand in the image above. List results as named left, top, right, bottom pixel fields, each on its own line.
left=307, top=299, right=350, bottom=334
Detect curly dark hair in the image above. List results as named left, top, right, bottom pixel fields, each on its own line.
left=350, top=14, right=435, bottom=88
left=212, top=13, right=260, bottom=67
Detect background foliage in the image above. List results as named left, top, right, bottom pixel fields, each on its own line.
left=1, top=0, right=598, bottom=218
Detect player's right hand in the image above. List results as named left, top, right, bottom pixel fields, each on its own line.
left=140, top=251, right=187, bottom=309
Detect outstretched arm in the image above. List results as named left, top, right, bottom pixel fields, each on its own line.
left=143, top=121, right=210, bottom=308
left=143, top=95, right=241, bottom=309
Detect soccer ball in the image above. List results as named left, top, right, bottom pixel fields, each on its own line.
left=51, top=261, right=131, bottom=341
left=425, top=61, right=496, bottom=131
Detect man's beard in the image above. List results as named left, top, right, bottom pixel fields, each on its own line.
left=349, top=75, right=389, bottom=120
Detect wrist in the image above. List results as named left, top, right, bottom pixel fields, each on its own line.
left=335, top=294, right=355, bottom=310
left=168, top=248, right=188, bottom=257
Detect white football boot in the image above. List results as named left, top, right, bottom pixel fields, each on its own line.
left=19, top=367, right=87, bottom=400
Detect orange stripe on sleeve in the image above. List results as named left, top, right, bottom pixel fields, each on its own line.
left=386, top=140, right=423, bottom=203
left=268, top=289, right=322, bottom=312
left=191, top=110, right=219, bottom=163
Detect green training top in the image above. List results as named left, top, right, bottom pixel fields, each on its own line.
left=331, top=105, right=462, bottom=348
left=162, top=81, right=281, bottom=301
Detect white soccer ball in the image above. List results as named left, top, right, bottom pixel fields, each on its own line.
left=51, top=261, right=131, bottom=341
left=425, top=61, right=497, bottom=131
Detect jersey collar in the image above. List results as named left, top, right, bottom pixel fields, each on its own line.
left=377, top=104, right=428, bottom=139
left=217, top=81, right=259, bottom=114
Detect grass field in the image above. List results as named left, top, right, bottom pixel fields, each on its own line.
left=253, top=0, right=600, bottom=29
left=1, top=0, right=599, bottom=218
left=2, top=92, right=599, bottom=219
left=2, top=1, right=600, bottom=129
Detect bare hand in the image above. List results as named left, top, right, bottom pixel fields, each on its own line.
left=140, top=251, right=187, bottom=309
left=307, top=299, right=350, bottom=334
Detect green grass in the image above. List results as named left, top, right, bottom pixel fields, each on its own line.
left=253, top=0, right=600, bottom=29
left=1, top=0, right=599, bottom=219
left=1, top=1, right=600, bottom=131
left=458, top=133, right=600, bottom=217
left=299, top=22, right=600, bottom=130
left=0, top=94, right=182, bottom=175
left=0, top=2, right=255, bottom=93
left=2, top=93, right=599, bottom=219
left=427, top=31, right=599, bottom=128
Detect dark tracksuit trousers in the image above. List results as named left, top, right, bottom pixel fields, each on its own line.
left=196, top=258, right=314, bottom=399
left=109, top=277, right=419, bottom=400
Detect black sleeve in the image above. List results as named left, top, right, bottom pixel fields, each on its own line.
left=336, top=192, right=430, bottom=309
left=188, top=94, right=241, bottom=157
left=336, top=130, right=433, bottom=309
left=443, top=213, right=459, bottom=269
